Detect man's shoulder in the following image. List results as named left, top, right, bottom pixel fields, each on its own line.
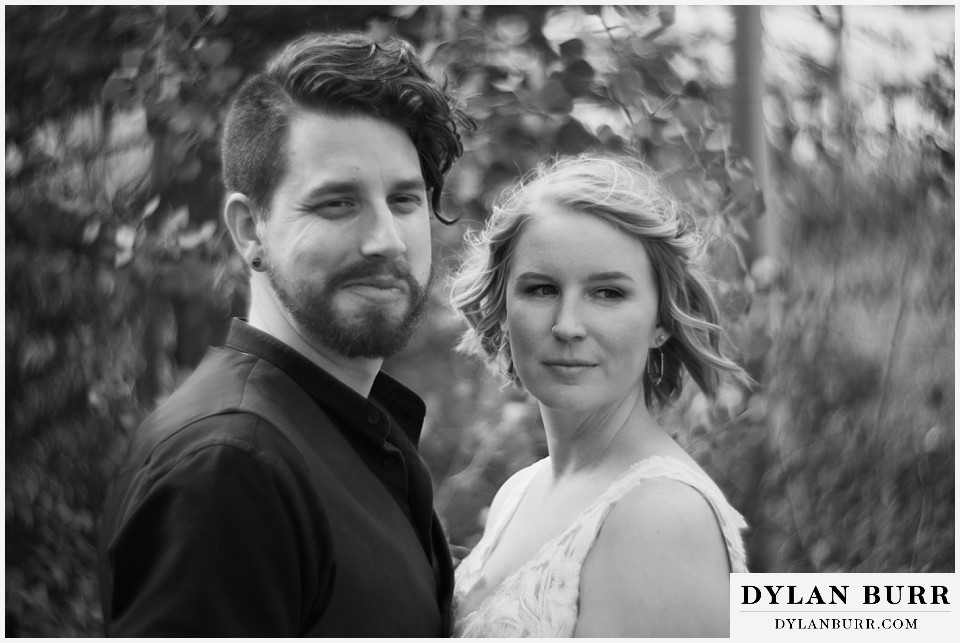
left=125, top=346, right=321, bottom=475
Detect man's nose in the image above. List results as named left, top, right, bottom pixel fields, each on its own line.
left=360, top=205, right=406, bottom=260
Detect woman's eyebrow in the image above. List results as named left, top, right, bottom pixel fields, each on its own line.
left=513, top=271, right=550, bottom=281
left=586, top=271, right=633, bottom=282
left=513, top=271, right=635, bottom=283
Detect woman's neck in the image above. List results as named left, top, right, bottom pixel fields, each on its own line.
left=539, top=388, right=661, bottom=481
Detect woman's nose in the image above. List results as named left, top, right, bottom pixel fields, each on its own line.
left=551, top=300, right=586, bottom=341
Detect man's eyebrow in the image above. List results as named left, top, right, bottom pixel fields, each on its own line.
left=391, top=177, right=427, bottom=192
left=303, top=180, right=361, bottom=201
left=302, top=177, right=427, bottom=201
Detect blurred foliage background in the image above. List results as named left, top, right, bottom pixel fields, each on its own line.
left=5, top=5, right=954, bottom=636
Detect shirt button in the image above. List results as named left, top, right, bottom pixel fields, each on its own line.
left=367, top=410, right=381, bottom=424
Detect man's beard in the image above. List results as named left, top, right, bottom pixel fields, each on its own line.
left=267, top=257, right=433, bottom=359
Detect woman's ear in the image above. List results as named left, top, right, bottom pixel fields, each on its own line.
left=653, top=326, right=671, bottom=348
left=223, top=193, right=262, bottom=265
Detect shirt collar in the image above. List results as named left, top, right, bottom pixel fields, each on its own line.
left=225, top=318, right=426, bottom=445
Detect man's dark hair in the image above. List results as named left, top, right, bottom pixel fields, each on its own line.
left=221, top=32, right=473, bottom=222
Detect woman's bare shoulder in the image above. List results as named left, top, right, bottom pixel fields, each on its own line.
left=576, top=476, right=731, bottom=637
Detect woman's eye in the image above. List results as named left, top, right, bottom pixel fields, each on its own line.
left=526, top=285, right=558, bottom=297
left=595, top=288, right=624, bottom=300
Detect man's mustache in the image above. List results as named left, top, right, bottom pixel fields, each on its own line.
left=326, top=259, right=423, bottom=294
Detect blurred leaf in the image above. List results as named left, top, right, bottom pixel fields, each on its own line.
left=704, top=127, right=726, bottom=153
left=18, top=334, right=58, bottom=376
left=207, top=5, right=229, bottom=25
left=165, top=5, right=195, bottom=28
left=141, top=196, right=161, bottom=220
left=538, top=78, right=573, bottom=114
left=559, top=38, right=585, bottom=63
left=678, top=96, right=708, bottom=131
left=391, top=5, right=421, bottom=20
left=114, top=225, right=136, bottom=267
left=556, top=118, right=600, bottom=154
left=729, top=167, right=758, bottom=207
left=157, top=74, right=182, bottom=102
left=729, top=216, right=750, bottom=241
left=197, top=39, right=232, bottom=69
left=178, top=220, right=217, bottom=250
left=488, top=72, right=523, bottom=94
left=453, top=164, right=485, bottom=203
left=208, top=65, right=242, bottom=94
left=81, top=219, right=101, bottom=245
left=161, top=206, right=190, bottom=239
left=178, top=157, right=202, bottom=181
left=6, top=142, right=24, bottom=178
left=682, top=79, right=706, bottom=100
left=167, top=111, right=194, bottom=134
left=705, top=164, right=728, bottom=185
left=120, top=48, right=145, bottom=69
left=661, top=119, right=684, bottom=144
left=658, top=5, right=677, bottom=27
left=560, top=59, right=594, bottom=98
left=610, top=68, right=645, bottom=107
left=110, top=10, right=154, bottom=37
left=102, top=74, right=134, bottom=103
left=632, top=114, right=652, bottom=139
left=136, top=69, right=159, bottom=97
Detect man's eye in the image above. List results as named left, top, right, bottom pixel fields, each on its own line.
left=392, top=195, right=424, bottom=212
left=313, top=200, right=355, bottom=217
left=322, top=199, right=354, bottom=208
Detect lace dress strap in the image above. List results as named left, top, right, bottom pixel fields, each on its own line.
left=460, top=459, right=547, bottom=575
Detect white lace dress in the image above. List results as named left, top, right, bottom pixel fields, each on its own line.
left=452, top=456, right=748, bottom=637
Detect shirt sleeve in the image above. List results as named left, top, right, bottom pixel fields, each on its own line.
left=104, top=414, right=331, bottom=636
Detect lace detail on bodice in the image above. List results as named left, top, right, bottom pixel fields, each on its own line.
left=452, top=456, right=748, bottom=637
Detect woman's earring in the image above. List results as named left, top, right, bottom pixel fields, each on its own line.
left=647, top=347, right=664, bottom=387
left=251, top=256, right=263, bottom=271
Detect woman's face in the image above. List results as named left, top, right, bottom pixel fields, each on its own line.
left=505, top=202, right=666, bottom=413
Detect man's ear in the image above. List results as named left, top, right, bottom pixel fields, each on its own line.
left=224, top=193, right=262, bottom=264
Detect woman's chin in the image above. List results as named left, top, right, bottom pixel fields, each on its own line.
left=528, top=386, right=608, bottom=413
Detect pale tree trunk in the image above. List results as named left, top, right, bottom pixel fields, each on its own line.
left=732, top=6, right=777, bottom=267
left=732, top=6, right=781, bottom=573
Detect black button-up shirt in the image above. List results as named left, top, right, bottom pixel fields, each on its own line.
left=98, top=319, right=453, bottom=636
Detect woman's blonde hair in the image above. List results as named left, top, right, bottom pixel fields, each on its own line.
left=449, top=153, right=747, bottom=408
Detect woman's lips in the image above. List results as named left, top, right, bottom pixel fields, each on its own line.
left=542, top=359, right=597, bottom=376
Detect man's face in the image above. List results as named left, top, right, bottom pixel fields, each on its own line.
left=259, top=111, right=433, bottom=359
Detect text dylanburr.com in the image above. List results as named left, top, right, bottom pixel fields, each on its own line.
left=731, top=573, right=957, bottom=640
